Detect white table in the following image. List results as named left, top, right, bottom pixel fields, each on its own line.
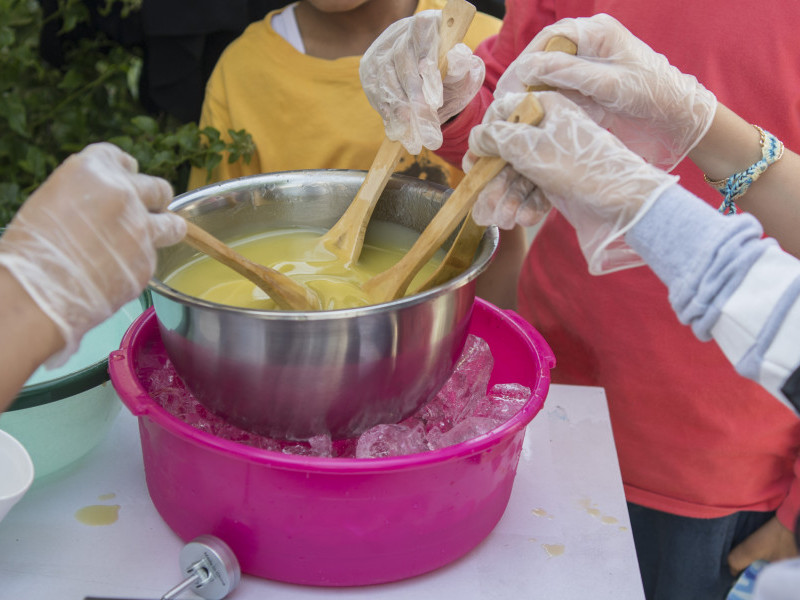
left=0, top=384, right=644, bottom=599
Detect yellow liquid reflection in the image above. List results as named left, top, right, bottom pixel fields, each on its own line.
left=166, top=223, right=443, bottom=310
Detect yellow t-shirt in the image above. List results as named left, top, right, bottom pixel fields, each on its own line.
left=188, top=1, right=501, bottom=190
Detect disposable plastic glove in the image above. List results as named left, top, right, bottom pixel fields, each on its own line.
left=495, top=13, right=716, bottom=171
left=0, top=143, right=186, bottom=365
left=464, top=158, right=551, bottom=230
left=467, top=92, right=679, bottom=274
left=359, top=9, right=485, bottom=154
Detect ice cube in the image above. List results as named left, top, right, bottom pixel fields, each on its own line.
left=355, top=423, right=428, bottom=458
left=418, top=335, right=494, bottom=431
left=471, top=383, right=531, bottom=422
left=426, top=417, right=501, bottom=449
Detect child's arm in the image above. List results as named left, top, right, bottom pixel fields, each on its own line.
left=687, top=103, right=800, bottom=258
left=626, top=185, right=800, bottom=416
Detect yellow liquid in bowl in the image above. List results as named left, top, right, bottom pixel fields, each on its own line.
left=165, top=223, right=443, bottom=310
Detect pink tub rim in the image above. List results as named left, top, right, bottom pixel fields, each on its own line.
left=109, top=298, right=555, bottom=475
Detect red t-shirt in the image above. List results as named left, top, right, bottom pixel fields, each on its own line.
left=441, top=0, right=800, bottom=527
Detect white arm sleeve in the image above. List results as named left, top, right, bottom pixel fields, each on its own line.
left=625, top=185, right=800, bottom=416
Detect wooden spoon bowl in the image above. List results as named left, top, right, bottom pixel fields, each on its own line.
left=180, top=219, right=321, bottom=311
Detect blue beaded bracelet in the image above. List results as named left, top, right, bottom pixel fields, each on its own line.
left=704, top=125, right=784, bottom=215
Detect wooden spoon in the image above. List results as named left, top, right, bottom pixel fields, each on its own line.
left=417, top=35, right=578, bottom=293
left=527, top=36, right=579, bottom=91
left=319, top=0, right=477, bottom=265
left=363, top=93, right=546, bottom=304
left=180, top=219, right=322, bottom=311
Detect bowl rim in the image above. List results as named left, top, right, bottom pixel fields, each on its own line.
left=148, top=170, right=500, bottom=320
left=9, top=294, right=150, bottom=412
left=113, top=300, right=552, bottom=474
left=0, top=429, right=34, bottom=503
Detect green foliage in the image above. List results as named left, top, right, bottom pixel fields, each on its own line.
left=0, top=0, right=254, bottom=226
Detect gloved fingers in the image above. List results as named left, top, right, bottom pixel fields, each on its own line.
left=0, top=143, right=189, bottom=366
left=516, top=188, right=552, bottom=228
left=70, top=143, right=173, bottom=214
left=511, top=51, right=623, bottom=102
left=461, top=147, right=479, bottom=173
left=148, top=211, right=188, bottom=248
left=84, top=142, right=140, bottom=174
left=523, top=13, right=627, bottom=56
left=414, top=116, right=444, bottom=152
left=469, top=93, right=548, bottom=160
left=479, top=92, right=532, bottom=126
left=492, top=167, right=533, bottom=229
left=438, top=44, right=485, bottom=123
left=500, top=14, right=717, bottom=170
left=405, top=10, right=445, bottom=109
left=94, top=210, right=160, bottom=298
left=389, top=17, right=442, bottom=110
left=472, top=168, right=515, bottom=228
left=469, top=91, right=649, bottom=197
left=359, top=10, right=443, bottom=155
left=500, top=174, right=552, bottom=228
left=484, top=167, right=551, bottom=229
left=443, top=44, right=478, bottom=81
left=127, top=173, right=174, bottom=213
left=468, top=91, right=682, bottom=275
left=472, top=165, right=537, bottom=230
left=382, top=107, right=438, bottom=154
left=375, top=49, right=442, bottom=153
left=380, top=100, right=441, bottom=154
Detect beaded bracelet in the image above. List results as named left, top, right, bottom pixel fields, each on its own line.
left=703, top=125, right=785, bottom=215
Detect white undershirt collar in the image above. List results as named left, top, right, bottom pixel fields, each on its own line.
left=271, top=2, right=305, bottom=54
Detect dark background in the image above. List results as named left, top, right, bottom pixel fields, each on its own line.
left=38, top=0, right=506, bottom=123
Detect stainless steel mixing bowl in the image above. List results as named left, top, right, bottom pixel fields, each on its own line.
left=148, top=170, right=499, bottom=440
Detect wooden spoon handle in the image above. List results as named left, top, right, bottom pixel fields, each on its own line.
left=320, top=0, right=477, bottom=265
left=181, top=220, right=321, bottom=311
left=527, top=35, right=579, bottom=91
left=415, top=213, right=485, bottom=293
left=364, top=93, right=546, bottom=303
left=417, top=35, right=578, bottom=293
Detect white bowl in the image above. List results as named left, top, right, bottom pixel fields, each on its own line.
left=0, top=429, right=34, bottom=523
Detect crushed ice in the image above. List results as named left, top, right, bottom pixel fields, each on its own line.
left=140, top=334, right=530, bottom=458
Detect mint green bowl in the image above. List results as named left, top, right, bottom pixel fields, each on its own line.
left=0, top=296, right=147, bottom=483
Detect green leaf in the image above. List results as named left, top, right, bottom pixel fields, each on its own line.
left=126, top=57, right=142, bottom=99
left=131, top=115, right=159, bottom=135
left=203, top=153, right=222, bottom=172
left=60, top=2, right=90, bottom=34
left=0, top=0, right=254, bottom=225
left=0, top=25, right=15, bottom=49
left=0, top=94, right=28, bottom=137
left=107, top=135, right=134, bottom=152
left=19, top=146, right=50, bottom=180
left=58, top=68, right=84, bottom=91
left=0, top=183, right=20, bottom=206
left=200, top=126, right=221, bottom=144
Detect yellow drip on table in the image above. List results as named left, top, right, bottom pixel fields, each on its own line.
left=165, top=223, right=445, bottom=310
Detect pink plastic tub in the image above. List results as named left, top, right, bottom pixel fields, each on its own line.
left=109, top=298, right=555, bottom=586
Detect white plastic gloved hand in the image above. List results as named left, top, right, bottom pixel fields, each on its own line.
left=0, top=143, right=186, bottom=365
left=464, top=157, right=551, bottom=230
left=467, top=92, right=679, bottom=274
left=496, top=13, right=717, bottom=171
left=359, top=9, right=485, bottom=154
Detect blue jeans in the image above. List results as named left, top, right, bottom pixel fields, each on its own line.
left=627, top=502, right=774, bottom=600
